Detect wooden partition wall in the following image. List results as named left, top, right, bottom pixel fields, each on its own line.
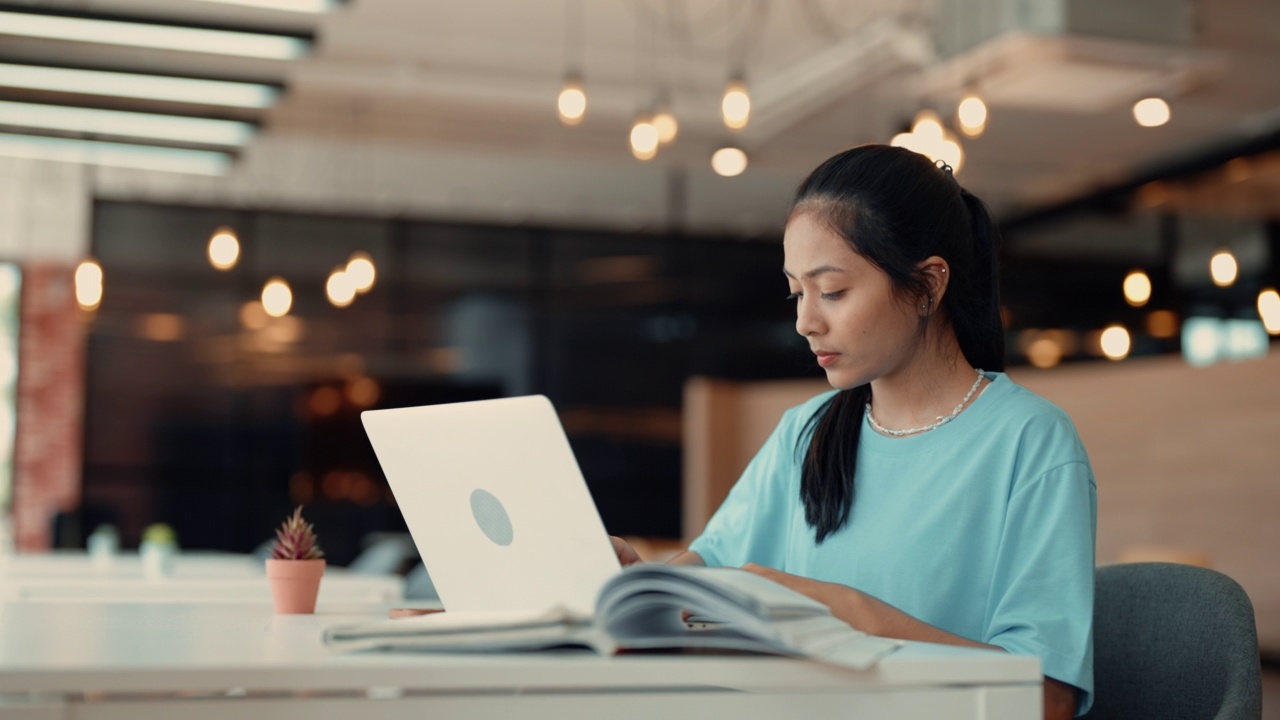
left=682, top=352, right=1280, bottom=650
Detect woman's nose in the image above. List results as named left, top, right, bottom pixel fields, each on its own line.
left=795, top=297, right=823, bottom=337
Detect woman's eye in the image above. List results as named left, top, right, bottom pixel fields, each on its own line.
left=787, top=290, right=843, bottom=301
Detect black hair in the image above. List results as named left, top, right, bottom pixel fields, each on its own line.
left=791, top=144, right=1005, bottom=543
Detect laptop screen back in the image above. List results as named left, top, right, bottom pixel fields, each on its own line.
left=361, top=395, right=621, bottom=615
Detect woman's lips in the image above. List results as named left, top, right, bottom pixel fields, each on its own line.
left=815, top=352, right=840, bottom=368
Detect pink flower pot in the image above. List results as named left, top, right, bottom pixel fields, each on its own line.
left=266, top=558, right=325, bottom=614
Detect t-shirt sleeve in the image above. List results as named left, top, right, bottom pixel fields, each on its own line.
left=686, top=409, right=801, bottom=569
left=985, top=460, right=1097, bottom=716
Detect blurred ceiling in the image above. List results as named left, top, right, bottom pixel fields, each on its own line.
left=2, top=0, right=1279, bottom=240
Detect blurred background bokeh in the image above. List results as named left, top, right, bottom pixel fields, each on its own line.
left=1, top=0, right=1278, bottom=698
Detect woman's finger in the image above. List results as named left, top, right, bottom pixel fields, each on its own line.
left=388, top=608, right=445, bottom=619
left=610, top=536, right=641, bottom=566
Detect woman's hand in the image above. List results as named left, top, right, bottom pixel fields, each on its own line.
left=741, top=563, right=877, bottom=631
left=741, top=563, right=994, bottom=650
left=387, top=608, right=443, bottom=619
left=609, top=536, right=642, bottom=566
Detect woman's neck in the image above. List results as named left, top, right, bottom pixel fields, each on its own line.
left=867, top=338, right=986, bottom=433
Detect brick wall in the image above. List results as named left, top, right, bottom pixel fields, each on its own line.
left=13, top=264, right=86, bottom=550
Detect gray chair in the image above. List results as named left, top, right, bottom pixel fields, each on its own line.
left=1084, top=562, right=1261, bottom=720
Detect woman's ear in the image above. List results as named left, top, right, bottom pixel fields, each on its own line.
left=917, top=256, right=950, bottom=315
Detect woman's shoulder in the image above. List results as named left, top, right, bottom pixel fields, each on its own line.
left=991, top=374, right=1077, bottom=429
left=984, top=373, right=1091, bottom=467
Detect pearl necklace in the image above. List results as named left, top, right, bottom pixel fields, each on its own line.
left=865, top=368, right=985, bottom=437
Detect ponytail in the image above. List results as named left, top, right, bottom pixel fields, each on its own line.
left=955, top=189, right=1005, bottom=372
left=797, top=385, right=868, bottom=544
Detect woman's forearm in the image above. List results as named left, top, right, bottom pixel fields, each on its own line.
left=835, top=590, right=995, bottom=649
left=833, top=590, right=1076, bottom=720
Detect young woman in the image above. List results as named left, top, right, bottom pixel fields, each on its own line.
left=612, top=144, right=1096, bottom=719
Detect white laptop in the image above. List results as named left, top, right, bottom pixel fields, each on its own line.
left=360, top=395, right=622, bottom=616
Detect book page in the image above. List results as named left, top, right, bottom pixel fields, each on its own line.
left=673, top=567, right=831, bottom=616
left=599, top=565, right=829, bottom=621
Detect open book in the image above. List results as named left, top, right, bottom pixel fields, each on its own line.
left=323, top=564, right=902, bottom=670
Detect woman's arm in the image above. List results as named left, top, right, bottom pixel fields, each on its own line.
left=609, top=537, right=705, bottom=567
left=1043, top=680, right=1077, bottom=720
left=742, top=563, right=995, bottom=648
left=743, top=563, right=1077, bottom=720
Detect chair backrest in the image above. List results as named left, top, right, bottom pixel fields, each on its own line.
left=1084, top=562, right=1261, bottom=720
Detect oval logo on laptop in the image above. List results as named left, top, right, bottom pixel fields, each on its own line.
left=469, top=488, right=514, bottom=546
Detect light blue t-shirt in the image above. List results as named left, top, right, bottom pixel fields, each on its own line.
left=689, top=372, right=1096, bottom=714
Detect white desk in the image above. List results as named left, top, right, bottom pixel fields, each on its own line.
left=0, top=602, right=1042, bottom=719
left=1, top=551, right=262, bottom=579
left=0, top=552, right=403, bottom=604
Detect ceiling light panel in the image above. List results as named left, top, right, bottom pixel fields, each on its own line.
left=190, top=0, right=342, bottom=13
left=0, top=132, right=231, bottom=175
left=0, top=9, right=310, bottom=60
left=0, top=100, right=255, bottom=146
left=0, top=63, right=280, bottom=109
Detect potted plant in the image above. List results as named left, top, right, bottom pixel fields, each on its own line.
left=139, top=523, right=177, bottom=579
left=265, top=506, right=325, bottom=614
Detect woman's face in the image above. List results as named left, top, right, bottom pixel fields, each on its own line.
left=783, top=211, right=923, bottom=390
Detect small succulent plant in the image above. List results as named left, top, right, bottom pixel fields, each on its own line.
left=141, top=522, right=176, bottom=547
left=270, top=506, right=324, bottom=560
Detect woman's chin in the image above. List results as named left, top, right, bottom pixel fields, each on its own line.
left=821, top=368, right=857, bottom=391
left=821, top=366, right=872, bottom=391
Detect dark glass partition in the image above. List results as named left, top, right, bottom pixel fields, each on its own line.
left=84, top=202, right=806, bottom=561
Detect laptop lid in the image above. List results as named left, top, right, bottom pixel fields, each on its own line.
left=360, top=395, right=621, bottom=615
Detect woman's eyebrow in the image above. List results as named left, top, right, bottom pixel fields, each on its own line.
left=782, top=265, right=846, bottom=280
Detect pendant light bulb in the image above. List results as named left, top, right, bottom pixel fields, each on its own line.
left=1133, top=97, right=1170, bottom=128
left=557, top=74, right=586, bottom=125
left=207, top=226, right=240, bottom=270
left=911, top=108, right=944, bottom=143
left=326, top=267, right=356, bottom=308
left=630, top=115, right=659, bottom=160
left=721, top=77, right=750, bottom=131
left=893, top=110, right=964, bottom=173
left=890, top=132, right=919, bottom=154
left=1258, top=289, right=1280, bottom=335
left=957, top=91, right=987, bottom=138
left=652, top=107, right=678, bottom=145
left=1210, top=248, right=1238, bottom=287
left=261, top=277, right=292, bottom=318
left=346, top=251, right=376, bottom=294
left=1123, top=270, right=1152, bottom=307
left=711, top=146, right=747, bottom=177
left=75, top=258, right=104, bottom=310
left=1100, top=325, right=1131, bottom=361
